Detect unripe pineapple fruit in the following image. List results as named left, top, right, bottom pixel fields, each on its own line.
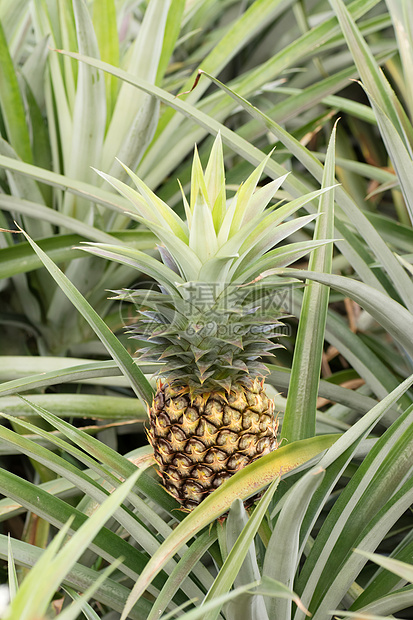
left=150, top=378, right=277, bottom=511
left=89, top=134, right=328, bottom=510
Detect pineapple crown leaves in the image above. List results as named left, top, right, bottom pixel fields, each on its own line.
left=85, top=133, right=335, bottom=391
left=92, top=133, right=333, bottom=287
left=92, top=165, right=188, bottom=242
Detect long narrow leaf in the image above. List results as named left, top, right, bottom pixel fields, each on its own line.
left=199, top=480, right=281, bottom=620
left=279, top=270, right=413, bottom=360
left=17, top=228, right=153, bottom=404
left=225, top=501, right=269, bottom=620
left=92, top=0, right=119, bottom=119
left=0, top=20, right=32, bottom=163
left=263, top=468, right=325, bottom=620
left=353, top=550, right=413, bottom=583
left=5, top=468, right=144, bottom=620
left=0, top=535, right=150, bottom=619
left=281, top=125, right=336, bottom=442
left=329, top=0, right=413, bottom=223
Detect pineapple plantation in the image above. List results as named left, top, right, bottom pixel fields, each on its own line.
left=0, top=1, right=412, bottom=620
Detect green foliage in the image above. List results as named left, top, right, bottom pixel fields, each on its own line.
left=0, top=1, right=412, bottom=619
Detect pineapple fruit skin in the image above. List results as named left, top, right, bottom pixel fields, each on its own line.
left=148, top=377, right=278, bottom=511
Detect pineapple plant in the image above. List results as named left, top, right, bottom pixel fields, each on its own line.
left=86, top=134, right=330, bottom=511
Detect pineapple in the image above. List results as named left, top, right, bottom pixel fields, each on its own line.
left=89, top=134, right=327, bottom=510
left=150, top=378, right=277, bottom=510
